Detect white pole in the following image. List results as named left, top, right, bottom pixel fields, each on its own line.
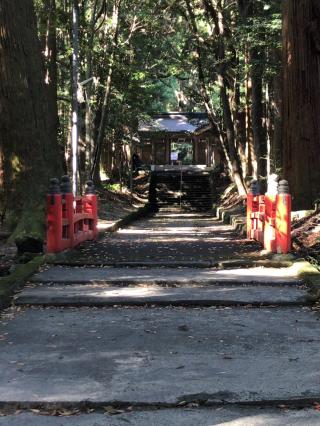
left=130, top=133, right=133, bottom=194
left=72, top=0, right=79, bottom=196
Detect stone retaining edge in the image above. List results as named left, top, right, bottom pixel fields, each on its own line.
left=293, top=260, right=320, bottom=300
left=0, top=255, right=46, bottom=310
left=103, top=203, right=155, bottom=233
left=215, top=205, right=246, bottom=236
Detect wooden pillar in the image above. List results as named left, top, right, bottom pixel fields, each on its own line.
left=151, top=138, right=155, bottom=164
left=166, top=136, right=170, bottom=164
left=193, top=135, right=198, bottom=164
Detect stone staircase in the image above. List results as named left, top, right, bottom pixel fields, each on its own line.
left=149, top=167, right=213, bottom=211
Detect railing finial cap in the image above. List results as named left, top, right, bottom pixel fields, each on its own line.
left=60, top=175, right=72, bottom=194
left=49, top=178, right=61, bottom=194
left=278, top=180, right=290, bottom=194
left=85, top=180, right=96, bottom=194
left=250, top=179, right=260, bottom=195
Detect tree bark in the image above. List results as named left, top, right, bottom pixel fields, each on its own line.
left=84, top=0, right=99, bottom=175
left=37, top=0, right=60, bottom=169
left=91, top=0, right=122, bottom=185
left=244, top=47, right=254, bottom=178
left=233, top=78, right=247, bottom=178
left=0, top=0, right=60, bottom=238
left=270, top=66, right=283, bottom=173
left=282, top=0, right=320, bottom=208
left=251, top=47, right=267, bottom=188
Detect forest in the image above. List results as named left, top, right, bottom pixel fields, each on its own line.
left=0, top=0, right=320, bottom=243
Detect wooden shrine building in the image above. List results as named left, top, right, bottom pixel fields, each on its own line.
left=137, top=112, right=222, bottom=169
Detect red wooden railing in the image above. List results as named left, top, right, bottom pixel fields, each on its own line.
left=46, top=177, right=98, bottom=253
left=247, top=180, right=291, bottom=254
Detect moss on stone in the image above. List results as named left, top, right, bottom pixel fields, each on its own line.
left=290, top=261, right=320, bottom=301
left=8, top=203, right=46, bottom=244
left=0, top=255, right=46, bottom=309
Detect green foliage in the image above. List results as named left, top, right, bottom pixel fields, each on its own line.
left=32, top=0, right=282, bottom=185
left=103, top=183, right=122, bottom=192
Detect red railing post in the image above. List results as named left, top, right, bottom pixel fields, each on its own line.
left=60, top=175, right=74, bottom=249
left=275, top=180, right=292, bottom=254
left=263, top=194, right=277, bottom=253
left=246, top=180, right=260, bottom=239
left=84, top=180, right=98, bottom=239
left=46, top=178, right=63, bottom=253
left=246, top=195, right=254, bottom=239
left=256, top=195, right=265, bottom=244
left=263, top=175, right=280, bottom=253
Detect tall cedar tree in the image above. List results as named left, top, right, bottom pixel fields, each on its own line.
left=283, top=0, right=320, bottom=208
left=0, top=0, right=60, bottom=239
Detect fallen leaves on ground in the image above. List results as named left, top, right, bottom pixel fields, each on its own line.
left=30, top=408, right=80, bottom=416
left=103, top=406, right=129, bottom=415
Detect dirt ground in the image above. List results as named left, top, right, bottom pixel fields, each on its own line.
left=292, top=211, right=320, bottom=257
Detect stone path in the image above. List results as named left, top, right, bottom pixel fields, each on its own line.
left=64, top=212, right=262, bottom=263
left=1, top=211, right=320, bottom=425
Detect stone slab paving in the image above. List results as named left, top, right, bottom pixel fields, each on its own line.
left=31, top=266, right=302, bottom=286
left=70, top=215, right=261, bottom=262
left=0, top=307, right=320, bottom=405
left=1, top=408, right=320, bottom=426
left=15, top=284, right=308, bottom=306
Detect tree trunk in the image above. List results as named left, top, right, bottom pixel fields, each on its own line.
left=92, top=60, right=115, bottom=184
left=244, top=48, right=254, bottom=178
left=251, top=47, right=267, bottom=190
left=186, top=0, right=247, bottom=195
left=282, top=0, right=320, bottom=208
left=84, top=0, right=99, bottom=175
left=270, top=67, right=283, bottom=174
left=91, top=0, right=121, bottom=185
left=0, top=0, right=60, bottom=238
left=71, top=0, right=80, bottom=194
left=0, top=143, right=5, bottom=224
left=39, top=0, right=59, bottom=146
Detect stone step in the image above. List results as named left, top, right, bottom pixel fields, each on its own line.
left=2, top=408, right=320, bottom=425
left=152, top=172, right=213, bottom=211
left=49, top=260, right=215, bottom=268
left=15, top=283, right=308, bottom=307
left=152, top=213, right=214, bottom=218
left=0, top=307, right=319, bottom=406
left=48, top=259, right=293, bottom=269
left=31, top=266, right=303, bottom=286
